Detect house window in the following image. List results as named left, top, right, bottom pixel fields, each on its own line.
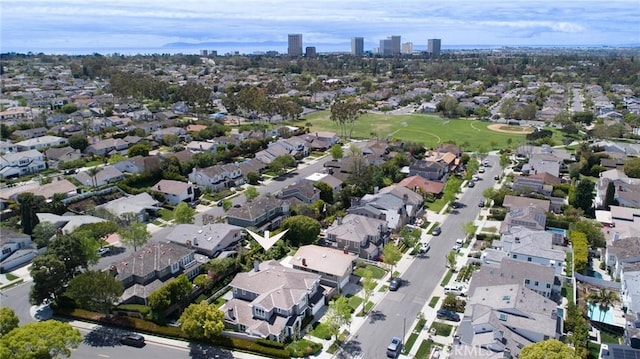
left=525, top=279, right=530, bottom=284
left=513, top=254, right=518, bottom=259
left=534, top=281, right=539, bottom=286
left=255, top=307, right=265, bottom=318
left=546, top=283, right=551, bottom=289
left=527, top=257, right=532, bottom=262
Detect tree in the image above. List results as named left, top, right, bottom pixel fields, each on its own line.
left=330, top=97, right=363, bottom=139
left=325, top=296, right=352, bottom=340
left=361, top=270, right=376, bottom=314
left=268, top=155, right=296, bottom=176
left=462, top=221, right=476, bottom=239
left=0, top=307, right=19, bottom=338
left=330, top=144, right=343, bottom=160
left=382, top=243, right=402, bottom=275
left=118, top=221, right=150, bottom=252
left=127, top=143, right=150, bottom=157
left=162, top=134, right=179, bottom=147
left=571, top=219, right=605, bottom=248
left=29, top=254, right=67, bottom=304
left=17, top=192, right=44, bottom=235
left=67, top=134, right=89, bottom=151
left=107, top=153, right=126, bottom=165
left=48, top=233, right=93, bottom=277
left=0, top=320, right=82, bottom=359
left=624, top=157, right=640, bottom=178
left=588, top=288, right=619, bottom=323
left=281, top=215, right=321, bottom=246
left=32, top=221, right=58, bottom=248
left=173, top=202, right=195, bottom=224
left=148, top=274, right=192, bottom=318
left=499, top=152, right=510, bottom=168
left=244, top=186, right=259, bottom=202
left=442, top=294, right=458, bottom=311
left=222, top=199, right=233, bottom=211
left=247, top=172, right=260, bottom=185
left=571, top=179, right=595, bottom=214
left=604, top=180, right=617, bottom=210
left=313, top=181, right=334, bottom=204
left=179, top=301, right=225, bottom=340
left=446, top=251, right=458, bottom=271
left=86, top=166, right=102, bottom=188
left=519, top=339, right=574, bottom=359
left=65, top=270, right=124, bottom=315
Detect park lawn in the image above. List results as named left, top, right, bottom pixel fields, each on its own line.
left=303, top=111, right=525, bottom=151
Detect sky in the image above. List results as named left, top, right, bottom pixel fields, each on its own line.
left=1, top=0, right=639, bottom=55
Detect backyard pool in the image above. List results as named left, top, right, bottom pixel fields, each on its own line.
left=588, top=303, right=614, bottom=325
left=587, top=269, right=604, bottom=279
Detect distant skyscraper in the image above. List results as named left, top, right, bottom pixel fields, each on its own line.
left=200, top=49, right=208, bottom=56
left=379, top=35, right=401, bottom=56
left=288, top=34, right=303, bottom=57
left=351, top=37, right=364, bottom=56
left=402, top=42, right=413, bottom=54
left=428, top=39, right=441, bottom=56
left=305, top=46, right=316, bottom=57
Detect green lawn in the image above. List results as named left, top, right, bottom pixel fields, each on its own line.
left=415, top=340, right=438, bottom=359
left=600, top=330, right=622, bottom=344
left=158, top=208, right=174, bottom=221
left=428, top=296, right=440, bottom=308
left=311, top=322, right=332, bottom=340
left=85, top=160, right=103, bottom=167
left=430, top=322, right=454, bottom=337
left=303, top=111, right=526, bottom=151
left=4, top=273, right=18, bottom=281
left=354, top=263, right=387, bottom=279
left=440, top=270, right=454, bottom=287
left=347, top=295, right=363, bottom=312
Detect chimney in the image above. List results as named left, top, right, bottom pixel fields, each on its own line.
left=373, top=186, right=379, bottom=194
left=515, top=237, right=520, bottom=243
left=302, top=258, right=307, bottom=266
left=253, top=260, right=260, bottom=272
left=337, top=216, right=343, bottom=225
left=227, top=307, right=235, bottom=320
left=186, top=240, right=192, bottom=248
left=344, top=245, right=349, bottom=254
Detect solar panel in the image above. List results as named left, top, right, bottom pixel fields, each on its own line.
left=611, top=346, right=640, bottom=359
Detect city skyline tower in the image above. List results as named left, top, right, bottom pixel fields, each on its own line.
left=351, top=37, right=364, bottom=56
left=288, top=34, right=303, bottom=57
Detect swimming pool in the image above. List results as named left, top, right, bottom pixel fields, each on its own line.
left=588, top=303, right=614, bottom=325
left=587, top=269, right=604, bottom=279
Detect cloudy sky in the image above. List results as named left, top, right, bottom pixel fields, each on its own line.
left=1, top=0, right=638, bottom=54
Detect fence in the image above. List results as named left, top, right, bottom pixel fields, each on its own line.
left=575, top=272, right=621, bottom=290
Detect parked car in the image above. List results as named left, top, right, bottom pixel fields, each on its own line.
left=478, top=167, right=485, bottom=173
left=467, top=181, right=475, bottom=188
left=98, top=247, right=111, bottom=256
left=216, top=200, right=223, bottom=207
left=478, top=200, right=485, bottom=207
left=419, top=242, right=430, bottom=253
left=494, top=174, right=500, bottom=180
left=432, top=226, right=441, bottom=236
left=120, top=333, right=145, bottom=347
left=389, top=277, right=401, bottom=291
left=386, top=336, right=402, bottom=358
left=437, top=309, right=460, bottom=322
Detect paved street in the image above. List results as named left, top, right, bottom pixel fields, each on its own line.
left=335, top=154, right=502, bottom=358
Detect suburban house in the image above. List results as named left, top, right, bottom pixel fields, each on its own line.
left=85, top=138, right=130, bottom=156
left=0, top=230, right=35, bottom=273
left=113, top=155, right=161, bottom=174
left=37, top=213, right=106, bottom=234
left=398, top=174, right=446, bottom=196
left=13, top=127, right=48, bottom=139
left=0, top=140, right=17, bottom=154
left=165, top=223, right=244, bottom=257
left=500, top=203, right=548, bottom=234
left=453, top=284, right=561, bottom=359
left=469, top=257, right=558, bottom=300
left=186, top=140, right=217, bottom=153
left=348, top=184, right=423, bottom=231
left=221, top=260, right=324, bottom=342
left=599, top=206, right=640, bottom=244
left=596, top=170, right=640, bottom=209
left=522, top=153, right=563, bottom=178
left=108, top=242, right=201, bottom=304
left=423, top=149, right=461, bottom=174
left=74, top=165, right=124, bottom=187
left=150, top=179, right=194, bottom=206
left=408, top=160, right=448, bottom=181
left=95, top=192, right=160, bottom=222
left=189, top=164, right=244, bottom=192
left=44, top=146, right=82, bottom=168
left=152, top=127, right=189, bottom=142
left=0, top=149, right=47, bottom=179
left=290, top=244, right=358, bottom=292
left=492, top=226, right=566, bottom=276
left=226, top=196, right=290, bottom=230
left=16, top=135, right=67, bottom=151
left=278, top=181, right=320, bottom=204
left=606, top=237, right=640, bottom=280
left=325, top=214, right=389, bottom=260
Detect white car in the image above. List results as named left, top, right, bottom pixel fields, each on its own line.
left=419, top=242, right=431, bottom=253
left=478, top=167, right=485, bottom=173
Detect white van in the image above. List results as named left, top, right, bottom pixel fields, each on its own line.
left=444, top=284, right=466, bottom=296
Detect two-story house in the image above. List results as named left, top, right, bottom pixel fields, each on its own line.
left=278, top=181, right=320, bottom=205
left=221, top=260, right=324, bottom=342
left=348, top=185, right=423, bottom=231
left=226, top=196, right=290, bottom=230
left=408, top=160, right=448, bottom=181
left=606, top=237, right=640, bottom=280
left=290, top=244, right=357, bottom=293
left=113, top=155, right=161, bottom=174
left=108, top=242, right=200, bottom=304
left=85, top=138, right=130, bottom=156
left=150, top=179, right=194, bottom=206
left=165, top=223, right=244, bottom=258
left=189, top=164, right=244, bottom=191
left=492, top=226, right=566, bottom=276
left=44, top=146, right=82, bottom=169
left=325, top=214, right=389, bottom=260
left=15, top=135, right=68, bottom=151
left=0, top=150, right=47, bottom=179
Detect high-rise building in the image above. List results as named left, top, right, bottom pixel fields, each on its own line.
left=305, top=46, right=316, bottom=57
left=351, top=37, right=364, bottom=56
left=390, top=36, right=401, bottom=55
left=428, top=39, right=441, bottom=57
left=379, top=35, right=401, bottom=56
left=288, top=34, right=303, bottom=57
left=200, top=50, right=208, bottom=56
left=402, top=42, right=413, bottom=54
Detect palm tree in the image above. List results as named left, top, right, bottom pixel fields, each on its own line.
left=87, top=166, right=102, bottom=188
left=596, top=289, right=618, bottom=323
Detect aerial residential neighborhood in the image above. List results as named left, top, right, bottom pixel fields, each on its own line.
left=1, top=30, right=640, bottom=359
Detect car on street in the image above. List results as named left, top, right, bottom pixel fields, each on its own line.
left=388, top=277, right=401, bottom=291
left=494, top=174, right=500, bottom=180
left=478, top=167, right=485, bottom=173
left=419, top=242, right=430, bottom=253
left=120, top=333, right=145, bottom=347
left=386, top=336, right=402, bottom=358
left=437, top=309, right=460, bottom=322
left=467, top=181, right=475, bottom=188
left=432, top=226, right=441, bottom=236
left=216, top=200, right=223, bottom=207
left=98, top=247, right=110, bottom=256
left=478, top=200, right=485, bottom=207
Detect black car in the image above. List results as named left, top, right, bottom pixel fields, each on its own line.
left=437, top=309, right=460, bottom=322
left=388, top=277, right=401, bottom=291
left=120, top=333, right=145, bottom=347
left=432, top=226, right=441, bottom=236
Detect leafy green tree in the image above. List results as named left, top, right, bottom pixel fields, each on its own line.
left=330, top=144, right=343, bottom=160
left=162, top=134, right=179, bottom=147
left=570, top=231, right=589, bottom=274
left=107, top=153, right=126, bottom=165
left=148, top=274, right=192, bottom=319
left=0, top=320, right=82, bottom=359
left=29, top=254, right=67, bottom=304
left=48, top=233, right=93, bottom=277
left=330, top=97, right=363, bottom=139
left=382, top=243, right=402, bottom=275
left=244, top=186, right=259, bottom=202
left=519, top=339, right=574, bottom=359
left=499, top=152, right=510, bottom=168
left=442, top=294, right=458, bottom=311
left=118, top=221, right=150, bottom=252
left=246, top=172, right=260, bottom=185
left=604, top=181, right=616, bottom=210
left=32, top=222, right=58, bottom=248
left=462, top=221, right=476, bottom=239
left=624, top=157, right=640, bottom=178
left=314, top=181, right=334, bottom=204
left=0, top=307, right=19, bottom=338
left=67, top=134, right=89, bottom=151
left=281, top=215, right=321, bottom=246
left=222, top=199, right=233, bottom=211
left=571, top=179, right=595, bottom=214
left=60, top=103, right=78, bottom=114
left=65, top=270, right=123, bottom=315
left=127, top=143, right=150, bottom=157
left=325, top=296, right=352, bottom=339
left=268, top=155, right=296, bottom=176
left=173, top=202, right=195, bottom=224
left=17, top=192, right=44, bottom=235
left=179, top=301, right=225, bottom=340
left=361, top=270, right=376, bottom=314
left=446, top=251, right=458, bottom=271
left=571, top=219, right=605, bottom=248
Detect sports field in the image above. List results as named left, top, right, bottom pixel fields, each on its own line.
left=303, top=111, right=527, bottom=151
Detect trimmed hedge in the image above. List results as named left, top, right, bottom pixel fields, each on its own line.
left=476, top=233, right=500, bottom=241
left=547, top=218, right=571, bottom=230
